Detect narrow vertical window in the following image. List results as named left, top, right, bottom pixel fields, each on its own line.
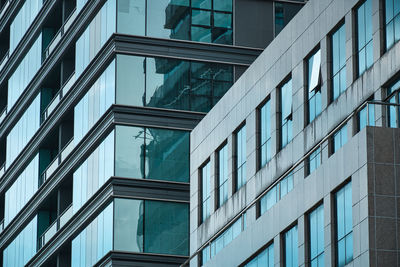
left=356, top=0, right=373, bottom=76
left=217, top=143, right=228, bottom=207
left=335, top=182, right=353, bottom=267
left=235, top=125, right=246, bottom=191
left=387, top=78, right=400, bottom=128
left=280, top=78, right=293, bottom=149
left=259, top=98, right=272, bottom=168
left=385, top=0, right=400, bottom=50
left=201, top=161, right=211, bottom=223
left=306, top=49, right=322, bottom=123
left=284, top=225, right=298, bottom=267
left=332, top=124, right=347, bottom=154
left=306, top=147, right=321, bottom=176
left=358, top=102, right=375, bottom=131
left=309, top=204, right=324, bottom=267
left=244, top=243, right=274, bottom=267
left=331, top=24, right=346, bottom=101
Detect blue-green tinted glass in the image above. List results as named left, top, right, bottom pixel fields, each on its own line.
left=202, top=161, right=211, bottom=222
left=260, top=99, right=271, bottom=167
left=281, top=79, right=293, bottom=148
left=285, top=225, right=298, bottom=267
left=244, top=243, right=274, bottom=267
left=309, top=205, right=324, bottom=267
left=236, top=125, right=246, bottom=190
left=218, top=144, right=229, bottom=206
left=331, top=24, right=346, bottom=101
left=357, top=0, right=373, bottom=76
left=274, top=2, right=304, bottom=36
left=117, top=0, right=145, bottom=35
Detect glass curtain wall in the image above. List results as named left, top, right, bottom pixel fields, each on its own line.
left=6, top=94, right=41, bottom=168
left=9, top=0, right=43, bottom=54
left=8, top=35, right=42, bottom=111
left=4, top=154, right=39, bottom=227
left=357, top=0, right=373, bottom=76
left=3, top=216, right=38, bottom=267
left=274, top=2, right=304, bottom=37
left=331, top=24, right=346, bottom=101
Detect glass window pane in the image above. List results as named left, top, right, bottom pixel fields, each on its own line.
left=117, top=0, right=145, bottom=35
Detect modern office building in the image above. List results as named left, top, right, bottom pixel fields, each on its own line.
left=0, top=0, right=306, bottom=266
left=190, top=0, right=400, bottom=266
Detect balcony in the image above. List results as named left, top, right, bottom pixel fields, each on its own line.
left=38, top=204, right=73, bottom=249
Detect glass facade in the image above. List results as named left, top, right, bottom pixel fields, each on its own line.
left=306, top=148, right=321, bottom=176
left=357, top=0, right=373, bottom=76
left=115, top=125, right=189, bottom=182
left=117, top=0, right=233, bottom=44
left=71, top=202, right=113, bottom=267
left=387, top=78, right=400, bottom=128
left=335, top=182, right=353, bottom=267
left=202, top=213, right=246, bottom=265
left=116, top=54, right=233, bottom=112
left=74, top=60, right=115, bottom=144
left=284, top=225, right=298, bottom=267
left=4, top=154, right=39, bottom=227
left=217, top=143, right=228, bottom=207
left=201, top=161, right=211, bottom=222
left=8, top=34, right=42, bottom=111
left=114, top=198, right=189, bottom=256
left=332, top=124, right=347, bottom=154
left=385, top=0, right=400, bottom=50
left=9, top=0, right=43, bottom=54
left=275, top=2, right=304, bottom=36
left=309, top=204, right=324, bottom=267
left=331, top=24, right=346, bottom=101
left=260, top=99, right=272, bottom=168
left=280, top=79, right=293, bottom=149
left=358, top=104, right=375, bottom=131
left=260, top=172, right=294, bottom=215
left=75, top=0, right=116, bottom=77
left=73, top=131, right=114, bottom=213
left=244, top=243, right=274, bottom=267
left=3, top=216, right=38, bottom=267
left=307, top=49, right=321, bottom=123
left=6, top=94, right=41, bottom=168
left=235, top=124, right=246, bottom=190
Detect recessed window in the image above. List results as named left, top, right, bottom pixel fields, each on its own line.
left=200, top=161, right=211, bottom=223
left=283, top=225, right=298, bottom=267
left=279, top=78, right=293, bottom=150
left=217, top=143, right=228, bottom=207
left=235, top=124, right=247, bottom=191
left=356, top=0, right=373, bottom=76
left=306, top=147, right=321, bottom=176
left=332, top=124, right=347, bottom=154
left=331, top=23, right=346, bottom=101
left=309, top=204, right=324, bottom=267
left=387, top=78, right=400, bottom=128
left=243, top=243, right=274, bottom=267
left=358, top=101, right=375, bottom=132
left=306, top=49, right=322, bottom=124
left=259, top=98, right=272, bottom=168
left=385, top=0, right=400, bottom=50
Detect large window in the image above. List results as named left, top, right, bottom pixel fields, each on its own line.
left=201, top=161, right=211, bottom=223
left=259, top=98, right=272, bottom=168
left=387, top=78, right=400, bottom=128
left=335, top=182, right=353, bottom=267
left=385, top=0, right=400, bottom=50
left=118, top=0, right=233, bottom=44
left=309, top=204, right=324, bottom=267
left=331, top=23, right=346, bottom=100
left=217, top=143, right=228, bottom=207
left=332, top=124, right=347, bottom=154
left=306, top=49, right=322, bottom=123
left=356, top=0, right=373, bottom=76
left=244, top=243, right=274, bottom=267
left=235, top=124, right=246, bottom=191
left=280, top=78, right=293, bottom=149
left=284, top=225, right=298, bottom=267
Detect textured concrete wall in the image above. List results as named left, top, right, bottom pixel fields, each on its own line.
left=190, top=0, right=400, bottom=265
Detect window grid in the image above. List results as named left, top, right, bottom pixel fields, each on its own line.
left=260, top=99, right=272, bottom=168
left=385, top=0, right=400, bottom=50
left=217, top=144, right=229, bottom=207
left=356, top=0, right=373, bottom=76
left=307, top=49, right=322, bottom=123
left=236, top=125, right=247, bottom=191
left=335, top=182, right=353, bottom=267
left=280, top=78, right=293, bottom=150
left=201, top=161, right=211, bottom=223
left=309, top=204, right=324, bottom=267
left=331, top=24, right=346, bottom=101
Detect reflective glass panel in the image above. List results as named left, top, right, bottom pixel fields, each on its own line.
left=357, top=0, right=373, bottom=76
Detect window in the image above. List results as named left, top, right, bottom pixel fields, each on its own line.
left=358, top=103, right=375, bottom=131
left=387, top=78, right=400, bottom=128
left=335, top=182, right=353, bottom=267
left=306, top=49, right=322, bottom=123
left=356, top=0, right=373, bottom=76
left=235, top=125, right=246, bottom=191
left=201, top=161, right=211, bottom=223
left=259, top=172, right=293, bottom=215
left=332, top=124, right=347, bottom=154
left=284, top=225, right=298, bottom=267
left=306, top=147, right=321, bottom=176
left=217, top=143, right=229, bottom=207
left=385, top=0, right=400, bottom=50
left=274, top=1, right=305, bottom=36
left=259, top=98, right=272, bottom=168
left=331, top=24, right=346, bottom=100
left=309, top=204, right=324, bottom=267
left=280, top=78, right=293, bottom=149
left=244, top=243, right=274, bottom=267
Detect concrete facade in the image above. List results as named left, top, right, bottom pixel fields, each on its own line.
left=189, top=0, right=400, bottom=266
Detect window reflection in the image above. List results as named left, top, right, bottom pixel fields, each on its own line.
left=331, top=24, right=346, bottom=100
left=385, top=0, right=400, bottom=50
left=307, top=49, right=322, bottom=123
left=357, top=0, right=373, bottom=76
left=280, top=78, right=293, bottom=149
